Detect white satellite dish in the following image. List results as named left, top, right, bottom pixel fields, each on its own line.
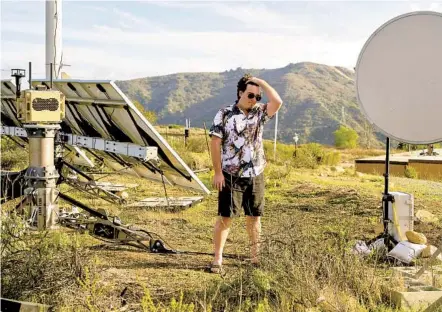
left=356, top=11, right=442, bottom=144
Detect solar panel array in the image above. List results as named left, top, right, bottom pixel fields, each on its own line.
left=1, top=79, right=210, bottom=194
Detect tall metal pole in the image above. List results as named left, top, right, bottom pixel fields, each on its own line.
left=382, top=136, right=395, bottom=247
left=46, top=0, right=62, bottom=79
left=273, top=111, right=278, bottom=161
left=384, top=137, right=390, bottom=198
left=50, top=63, right=53, bottom=89
left=28, top=62, right=32, bottom=89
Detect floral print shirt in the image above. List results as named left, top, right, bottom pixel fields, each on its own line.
left=209, top=102, right=274, bottom=177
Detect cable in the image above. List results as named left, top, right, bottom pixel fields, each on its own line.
left=160, top=172, right=170, bottom=208
left=94, top=165, right=135, bottom=182
left=392, top=201, right=405, bottom=241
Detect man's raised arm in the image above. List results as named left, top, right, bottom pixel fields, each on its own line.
left=248, top=77, right=283, bottom=117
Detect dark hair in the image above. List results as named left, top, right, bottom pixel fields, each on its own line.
left=237, top=73, right=259, bottom=99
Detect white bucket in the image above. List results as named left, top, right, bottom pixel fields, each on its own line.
left=387, top=191, right=414, bottom=242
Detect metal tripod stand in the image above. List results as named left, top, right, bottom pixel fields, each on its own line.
left=367, top=137, right=398, bottom=251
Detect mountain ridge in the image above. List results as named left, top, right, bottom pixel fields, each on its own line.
left=115, top=62, right=381, bottom=147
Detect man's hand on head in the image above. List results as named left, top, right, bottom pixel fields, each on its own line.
left=246, top=77, right=264, bottom=86
left=245, top=76, right=283, bottom=115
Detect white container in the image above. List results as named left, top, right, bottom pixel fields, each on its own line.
left=387, top=191, right=414, bottom=242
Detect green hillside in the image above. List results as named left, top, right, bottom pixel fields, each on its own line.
left=115, top=62, right=382, bottom=147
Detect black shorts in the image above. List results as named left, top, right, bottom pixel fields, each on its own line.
left=218, top=171, right=265, bottom=217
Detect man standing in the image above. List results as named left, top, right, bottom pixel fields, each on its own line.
left=208, top=74, right=283, bottom=273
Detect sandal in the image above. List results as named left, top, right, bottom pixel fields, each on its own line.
left=206, top=263, right=224, bottom=274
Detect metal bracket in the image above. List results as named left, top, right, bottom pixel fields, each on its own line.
left=1, top=125, right=158, bottom=161
left=1, top=126, right=27, bottom=137
left=60, top=133, right=158, bottom=161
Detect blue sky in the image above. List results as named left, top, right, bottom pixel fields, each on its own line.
left=1, top=0, right=441, bottom=81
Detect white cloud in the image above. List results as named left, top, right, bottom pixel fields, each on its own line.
left=112, top=8, right=146, bottom=25
left=430, top=2, right=441, bottom=11
left=111, top=7, right=166, bottom=31
left=205, top=2, right=308, bottom=33
left=1, top=20, right=44, bottom=36
left=118, top=21, right=133, bottom=29
left=78, top=5, right=108, bottom=13
left=148, top=1, right=308, bottom=34
left=408, top=1, right=442, bottom=12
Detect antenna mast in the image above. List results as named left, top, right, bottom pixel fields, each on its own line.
left=46, top=0, right=62, bottom=79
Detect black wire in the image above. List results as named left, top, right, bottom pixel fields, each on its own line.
left=133, top=229, right=154, bottom=240
left=94, top=164, right=134, bottom=182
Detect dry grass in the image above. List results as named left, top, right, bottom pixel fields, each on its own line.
left=332, top=147, right=388, bottom=163
left=1, top=142, right=442, bottom=311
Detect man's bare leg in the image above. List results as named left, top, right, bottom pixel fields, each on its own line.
left=246, top=216, right=261, bottom=264
left=213, top=216, right=232, bottom=265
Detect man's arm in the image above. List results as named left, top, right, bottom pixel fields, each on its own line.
left=211, top=136, right=225, bottom=190
left=211, top=136, right=222, bottom=174
left=208, top=108, right=225, bottom=190
left=248, top=77, right=283, bottom=117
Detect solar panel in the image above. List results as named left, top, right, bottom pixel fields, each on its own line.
left=1, top=80, right=22, bottom=129
left=1, top=79, right=16, bottom=98
left=1, top=79, right=210, bottom=194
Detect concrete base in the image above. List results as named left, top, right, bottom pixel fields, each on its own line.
left=390, top=266, right=442, bottom=311
left=394, top=266, right=442, bottom=288
left=1, top=298, right=52, bottom=311
left=391, top=287, right=442, bottom=311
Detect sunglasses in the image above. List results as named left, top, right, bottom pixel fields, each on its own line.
left=247, top=92, right=262, bottom=101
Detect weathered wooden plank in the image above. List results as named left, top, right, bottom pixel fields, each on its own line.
left=128, top=196, right=204, bottom=208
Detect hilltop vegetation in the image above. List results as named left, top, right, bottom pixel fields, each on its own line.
left=116, top=62, right=382, bottom=147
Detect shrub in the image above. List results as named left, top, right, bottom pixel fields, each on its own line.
left=132, top=100, right=158, bottom=124
left=291, top=143, right=326, bottom=169
left=1, top=137, right=28, bottom=170
left=186, top=136, right=210, bottom=154
left=404, top=166, right=418, bottom=179
left=334, top=126, right=359, bottom=149
left=263, top=140, right=294, bottom=166
left=322, top=151, right=341, bottom=166
left=1, top=214, right=89, bottom=304
left=267, top=163, right=292, bottom=180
